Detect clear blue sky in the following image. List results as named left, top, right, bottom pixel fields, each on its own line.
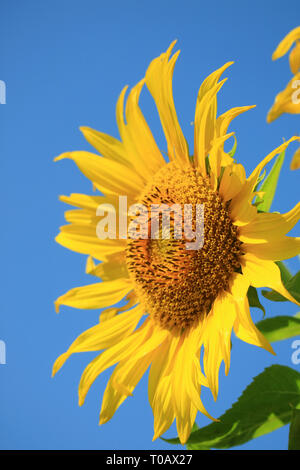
left=1, top=0, right=300, bottom=450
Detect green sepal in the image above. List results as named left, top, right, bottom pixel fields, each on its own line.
left=247, top=286, right=266, bottom=316
left=289, top=408, right=300, bottom=450
left=255, top=150, right=286, bottom=212
left=256, top=312, right=300, bottom=343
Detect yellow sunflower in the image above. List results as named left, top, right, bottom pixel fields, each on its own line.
left=53, top=42, right=300, bottom=445
left=268, top=26, right=300, bottom=170
left=272, top=26, right=300, bottom=75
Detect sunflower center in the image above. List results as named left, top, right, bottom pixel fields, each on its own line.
left=126, top=162, right=243, bottom=331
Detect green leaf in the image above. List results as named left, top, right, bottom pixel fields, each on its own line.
left=262, top=270, right=300, bottom=303
left=255, top=150, right=286, bottom=212
left=276, top=261, right=293, bottom=284
left=256, top=313, right=300, bottom=342
left=289, top=408, right=300, bottom=450
left=247, top=286, right=265, bottom=316
left=164, top=365, right=300, bottom=449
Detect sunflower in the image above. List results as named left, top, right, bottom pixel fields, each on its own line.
left=268, top=26, right=300, bottom=170
left=53, top=42, right=300, bottom=445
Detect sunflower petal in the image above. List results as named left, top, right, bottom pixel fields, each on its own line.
left=145, top=41, right=189, bottom=165
left=230, top=273, right=274, bottom=354
left=272, top=26, right=300, bottom=60
left=202, top=293, right=236, bottom=400
left=52, top=304, right=145, bottom=376
left=115, top=81, right=165, bottom=179
left=289, top=41, right=300, bottom=75
left=54, top=278, right=131, bottom=312
left=291, top=147, right=300, bottom=170
left=80, top=127, right=129, bottom=167
left=194, top=79, right=228, bottom=174
left=239, top=202, right=300, bottom=243
left=216, top=105, right=256, bottom=139
left=171, top=335, right=198, bottom=445
left=56, top=224, right=125, bottom=261
left=230, top=137, right=300, bottom=225
left=85, top=253, right=128, bottom=281
left=78, top=320, right=168, bottom=406
left=54, top=151, right=144, bottom=197
left=267, top=74, right=300, bottom=123
left=99, top=351, right=153, bottom=424
left=242, top=253, right=300, bottom=306
left=244, top=236, right=300, bottom=260
left=152, top=375, right=175, bottom=441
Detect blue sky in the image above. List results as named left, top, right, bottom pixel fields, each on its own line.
left=1, top=0, right=300, bottom=450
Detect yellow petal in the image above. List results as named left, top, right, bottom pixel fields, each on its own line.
left=242, top=253, right=300, bottom=306
left=215, top=105, right=256, bottom=139
left=151, top=335, right=180, bottom=440
left=218, top=163, right=246, bottom=201
left=289, top=41, right=300, bottom=75
left=152, top=375, right=175, bottom=441
left=85, top=253, right=128, bottom=281
left=208, top=132, right=234, bottom=180
left=78, top=319, right=166, bottom=405
left=54, top=151, right=144, bottom=197
left=267, top=73, right=300, bottom=123
left=145, top=41, right=189, bottom=165
left=99, top=291, right=138, bottom=323
left=52, top=303, right=145, bottom=376
left=122, top=80, right=166, bottom=176
left=244, top=236, right=300, bottom=260
left=272, top=26, right=300, bottom=60
left=80, top=127, right=129, bottom=167
left=171, top=334, right=198, bottom=445
left=148, top=335, right=176, bottom=408
left=115, top=81, right=165, bottom=179
left=194, top=79, right=227, bottom=174
left=202, top=293, right=236, bottom=400
left=54, top=278, right=131, bottom=312
left=59, top=193, right=112, bottom=211
left=194, top=62, right=233, bottom=170
left=239, top=202, right=300, bottom=243
left=230, top=273, right=274, bottom=354
left=230, top=137, right=300, bottom=225
left=290, top=147, right=300, bottom=170
left=171, top=328, right=215, bottom=444
left=99, top=350, right=153, bottom=425
left=56, top=224, right=125, bottom=261
left=64, top=209, right=94, bottom=224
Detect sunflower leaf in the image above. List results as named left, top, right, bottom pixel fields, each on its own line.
left=256, top=312, right=300, bottom=342
left=262, top=270, right=300, bottom=303
left=247, top=286, right=266, bottom=316
left=255, top=150, right=286, bottom=212
left=164, top=365, right=300, bottom=449
left=288, top=408, right=300, bottom=450
left=276, top=261, right=293, bottom=283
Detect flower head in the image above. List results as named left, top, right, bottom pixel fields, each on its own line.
left=53, top=42, right=300, bottom=444
left=272, top=26, right=300, bottom=74
left=268, top=27, right=300, bottom=169
left=267, top=72, right=300, bottom=123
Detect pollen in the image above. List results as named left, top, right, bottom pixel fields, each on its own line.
left=126, top=162, right=243, bottom=331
